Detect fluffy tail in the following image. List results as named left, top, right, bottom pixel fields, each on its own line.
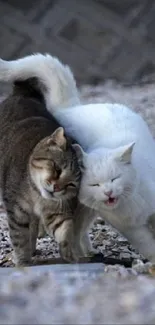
left=0, top=53, right=80, bottom=113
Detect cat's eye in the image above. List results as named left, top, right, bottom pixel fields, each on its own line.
left=111, top=175, right=120, bottom=182
left=66, top=182, right=76, bottom=188
left=54, top=164, right=61, bottom=177
left=90, top=184, right=100, bottom=187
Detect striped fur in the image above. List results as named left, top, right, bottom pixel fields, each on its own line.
left=0, top=79, right=81, bottom=266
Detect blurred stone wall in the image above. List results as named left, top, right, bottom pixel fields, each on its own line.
left=0, top=0, right=155, bottom=84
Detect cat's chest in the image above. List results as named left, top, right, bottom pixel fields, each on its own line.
left=33, top=197, right=59, bottom=218
left=99, top=208, right=132, bottom=232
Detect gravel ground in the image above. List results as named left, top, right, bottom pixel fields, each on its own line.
left=0, top=81, right=155, bottom=323
left=0, top=213, right=142, bottom=267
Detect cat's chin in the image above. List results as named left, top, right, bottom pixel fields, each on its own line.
left=41, top=187, right=65, bottom=200
left=41, top=188, right=54, bottom=199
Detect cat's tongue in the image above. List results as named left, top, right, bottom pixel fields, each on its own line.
left=105, top=197, right=118, bottom=206
left=54, top=184, right=61, bottom=192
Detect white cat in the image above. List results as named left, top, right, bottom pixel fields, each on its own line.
left=55, top=103, right=155, bottom=261
left=1, top=53, right=155, bottom=262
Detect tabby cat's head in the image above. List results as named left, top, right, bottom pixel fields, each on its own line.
left=29, top=127, right=81, bottom=200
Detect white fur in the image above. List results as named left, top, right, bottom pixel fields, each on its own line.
left=0, top=53, right=80, bottom=109
left=54, top=103, right=155, bottom=213
left=1, top=53, right=155, bottom=261
left=54, top=103, right=155, bottom=261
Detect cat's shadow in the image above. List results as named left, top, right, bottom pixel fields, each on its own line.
left=33, top=253, right=134, bottom=268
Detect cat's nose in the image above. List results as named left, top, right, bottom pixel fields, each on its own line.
left=104, top=190, right=112, bottom=197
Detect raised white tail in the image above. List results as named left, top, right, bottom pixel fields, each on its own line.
left=0, top=53, right=80, bottom=112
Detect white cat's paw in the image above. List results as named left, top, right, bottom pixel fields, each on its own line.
left=132, top=259, right=152, bottom=274
left=83, top=247, right=99, bottom=257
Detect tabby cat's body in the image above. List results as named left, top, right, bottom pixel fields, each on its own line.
left=0, top=80, right=80, bottom=265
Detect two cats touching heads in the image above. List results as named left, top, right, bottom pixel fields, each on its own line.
left=1, top=53, right=155, bottom=266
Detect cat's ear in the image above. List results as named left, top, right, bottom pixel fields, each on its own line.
left=31, top=157, right=48, bottom=169
left=115, top=142, right=135, bottom=164
left=72, top=144, right=86, bottom=171
left=48, top=127, right=66, bottom=149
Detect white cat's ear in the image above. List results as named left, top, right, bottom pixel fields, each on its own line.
left=115, top=142, right=135, bottom=164
left=72, top=144, right=86, bottom=171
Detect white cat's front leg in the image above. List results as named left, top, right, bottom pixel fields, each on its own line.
left=125, top=225, right=155, bottom=263
left=80, top=232, right=98, bottom=256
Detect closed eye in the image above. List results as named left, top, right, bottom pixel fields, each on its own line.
left=90, top=184, right=100, bottom=187
left=111, top=175, right=121, bottom=182
left=66, top=182, right=77, bottom=188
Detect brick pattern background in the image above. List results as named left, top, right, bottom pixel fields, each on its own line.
left=0, top=0, right=155, bottom=85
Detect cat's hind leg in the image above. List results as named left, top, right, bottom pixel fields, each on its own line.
left=30, top=217, right=39, bottom=256
left=7, top=207, right=31, bottom=266
left=125, top=223, right=155, bottom=263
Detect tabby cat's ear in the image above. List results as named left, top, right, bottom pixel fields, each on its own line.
left=48, top=127, right=66, bottom=149
left=114, top=142, right=135, bottom=164
left=72, top=144, right=86, bottom=171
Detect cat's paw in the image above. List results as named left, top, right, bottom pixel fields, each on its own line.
left=81, top=244, right=99, bottom=257
left=132, top=259, right=152, bottom=274
left=148, top=263, right=155, bottom=276
left=14, top=259, right=31, bottom=267
left=85, top=247, right=99, bottom=257
left=12, top=251, right=31, bottom=267
left=59, top=240, right=78, bottom=263
left=38, top=223, right=47, bottom=238
left=32, top=248, right=42, bottom=256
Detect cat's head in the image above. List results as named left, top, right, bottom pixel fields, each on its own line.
left=73, top=142, right=137, bottom=211
left=29, top=127, right=81, bottom=200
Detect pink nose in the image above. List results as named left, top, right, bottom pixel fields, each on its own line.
left=104, top=190, right=112, bottom=197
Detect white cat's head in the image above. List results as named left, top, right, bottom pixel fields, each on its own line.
left=73, top=142, right=137, bottom=211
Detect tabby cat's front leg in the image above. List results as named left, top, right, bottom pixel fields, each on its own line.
left=38, top=220, right=46, bottom=238
left=74, top=204, right=97, bottom=257
left=8, top=209, right=31, bottom=266
left=54, top=218, right=77, bottom=262
left=43, top=214, right=76, bottom=262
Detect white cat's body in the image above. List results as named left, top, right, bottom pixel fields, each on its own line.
left=54, top=103, right=155, bottom=261
left=1, top=53, right=155, bottom=261
left=54, top=103, right=155, bottom=226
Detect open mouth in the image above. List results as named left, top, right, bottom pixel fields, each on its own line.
left=104, top=197, right=118, bottom=206
left=45, top=183, right=76, bottom=198
left=45, top=188, right=54, bottom=197
left=45, top=184, right=62, bottom=194
left=45, top=188, right=64, bottom=199
left=53, top=184, right=62, bottom=192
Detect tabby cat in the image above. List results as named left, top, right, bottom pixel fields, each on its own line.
left=0, top=79, right=80, bottom=266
